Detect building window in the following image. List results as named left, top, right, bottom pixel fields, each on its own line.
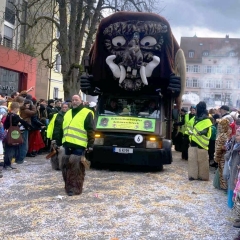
left=55, top=54, right=61, bottom=72
left=193, top=65, right=200, bottom=73
left=226, top=80, right=231, bottom=89
left=205, top=79, right=214, bottom=88
left=216, top=66, right=222, bottom=74
left=226, top=66, right=234, bottom=74
left=214, top=94, right=221, bottom=101
left=3, top=25, right=13, bottom=48
left=215, top=80, right=222, bottom=89
left=188, top=51, right=194, bottom=58
left=53, top=87, right=59, bottom=99
left=225, top=93, right=232, bottom=100
left=192, top=78, right=199, bottom=88
left=202, top=51, right=209, bottom=56
left=186, top=78, right=199, bottom=88
left=5, top=0, right=15, bottom=25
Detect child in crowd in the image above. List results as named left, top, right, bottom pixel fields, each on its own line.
left=3, top=102, right=32, bottom=169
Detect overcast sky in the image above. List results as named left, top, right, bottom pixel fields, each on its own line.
left=158, top=0, right=240, bottom=44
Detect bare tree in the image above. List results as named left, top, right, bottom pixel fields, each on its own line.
left=12, top=0, right=159, bottom=99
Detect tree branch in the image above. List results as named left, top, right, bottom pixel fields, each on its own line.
left=40, top=38, right=59, bottom=68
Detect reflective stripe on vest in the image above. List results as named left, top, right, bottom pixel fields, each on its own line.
left=62, top=108, right=93, bottom=148
left=178, top=114, right=184, bottom=133
left=189, top=118, right=212, bottom=150
left=182, top=113, right=190, bottom=134
left=185, top=115, right=194, bottom=136
left=46, top=113, right=57, bottom=139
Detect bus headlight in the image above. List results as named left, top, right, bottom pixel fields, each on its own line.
left=94, top=134, right=104, bottom=145
left=94, top=138, right=104, bottom=145
left=146, top=141, right=158, bottom=148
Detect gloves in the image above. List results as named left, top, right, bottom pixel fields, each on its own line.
left=87, top=147, right=93, bottom=153
left=167, top=73, right=181, bottom=97
left=80, top=73, right=93, bottom=90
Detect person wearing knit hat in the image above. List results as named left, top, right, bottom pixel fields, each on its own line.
left=47, top=99, right=57, bottom=120
left=188, top=101, right=212, bottom=181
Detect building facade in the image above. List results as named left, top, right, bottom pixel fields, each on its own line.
left=0, top=0, right=37, bottom=97
left=180, top=35, right=240, bottom=109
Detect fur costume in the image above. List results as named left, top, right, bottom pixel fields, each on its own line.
left=214, top=118, right=230, bottom=190
left=85, top=11, right=186, bottom=110
left=188, top=147, right=209, bottom=181
left=62, top=154, right=85, bottom=195
left=50, top=140, right=64, bottom=170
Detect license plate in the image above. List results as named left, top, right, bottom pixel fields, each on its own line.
left=113, top=147, right=133, bottom=154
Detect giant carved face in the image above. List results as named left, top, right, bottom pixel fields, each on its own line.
left=104, top=20, right=167, bottom=91
left=90, top=12, right=183, bottom=95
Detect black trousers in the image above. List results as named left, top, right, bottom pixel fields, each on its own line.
left=181, top=134, right=190, bottom=160
left=208, top=139, right=215, bottom=162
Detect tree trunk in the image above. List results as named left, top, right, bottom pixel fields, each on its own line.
left=81, top=0, right=103, bottom=64
left=63, top=68, right=79, bottom=100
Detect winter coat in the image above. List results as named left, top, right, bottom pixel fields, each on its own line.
left=52, top=111, right=66, bottom=146
left=4, top=113, right=32, bottom=130
left=20, top=105, right=37, bottom=125
left=226, top=136, right=240, bottom=191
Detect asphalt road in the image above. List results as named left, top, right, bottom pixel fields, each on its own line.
left=0, top=150, right=239, bottom=240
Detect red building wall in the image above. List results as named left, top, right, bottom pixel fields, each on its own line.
left=0, top=45, right=37, bottom=96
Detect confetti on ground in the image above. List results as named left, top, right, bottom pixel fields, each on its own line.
left=0, top=151, right=239, bottom=239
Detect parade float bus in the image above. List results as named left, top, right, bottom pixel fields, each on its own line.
left=81, top=11, right=186, bottom=169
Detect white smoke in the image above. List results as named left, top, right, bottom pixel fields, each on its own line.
left=182, top=93, right=200, bottom=105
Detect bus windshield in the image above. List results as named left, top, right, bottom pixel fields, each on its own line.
left=98, top=96, right=160, bottom=119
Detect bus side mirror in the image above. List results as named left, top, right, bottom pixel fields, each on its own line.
left=172, top=109, right=179, bottom=121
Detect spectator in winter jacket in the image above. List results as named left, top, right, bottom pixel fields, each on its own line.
left=47, top=102, right=69, bottom=146
left=47, top=99, right=58, bottom=120
left=17, top=100, right=36, bottom=164
left=4, top=102, right=32, bottom=169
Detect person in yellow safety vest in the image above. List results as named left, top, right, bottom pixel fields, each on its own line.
left=173, top=108, right=187, bottom=152
left=187, top=101, right=212, bottom=181
left=60, top=95, right=95, bottom=196
left=47, top=102, right=69, bottom=146
left=181, top=106, right=196, bottom=160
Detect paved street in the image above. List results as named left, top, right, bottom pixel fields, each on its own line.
left=0, top=150, right=239, bottom=240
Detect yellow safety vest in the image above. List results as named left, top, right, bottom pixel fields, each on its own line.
left=178, top=114, right=184, bottom=134
left=184, top=114, right=192, bottom=135
left=46, top=113, right=57, bottom=139
left=188, top=118, right=212, bottom=150
left=62, top=108, right=94, bottom=148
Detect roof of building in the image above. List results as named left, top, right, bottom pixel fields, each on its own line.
left=180, top=35, right=240, bottom=63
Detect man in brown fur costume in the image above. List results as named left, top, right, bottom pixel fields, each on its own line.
left=60, top=95, right=95, bottom=196
left=187, top=101, right=212, bottom=181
